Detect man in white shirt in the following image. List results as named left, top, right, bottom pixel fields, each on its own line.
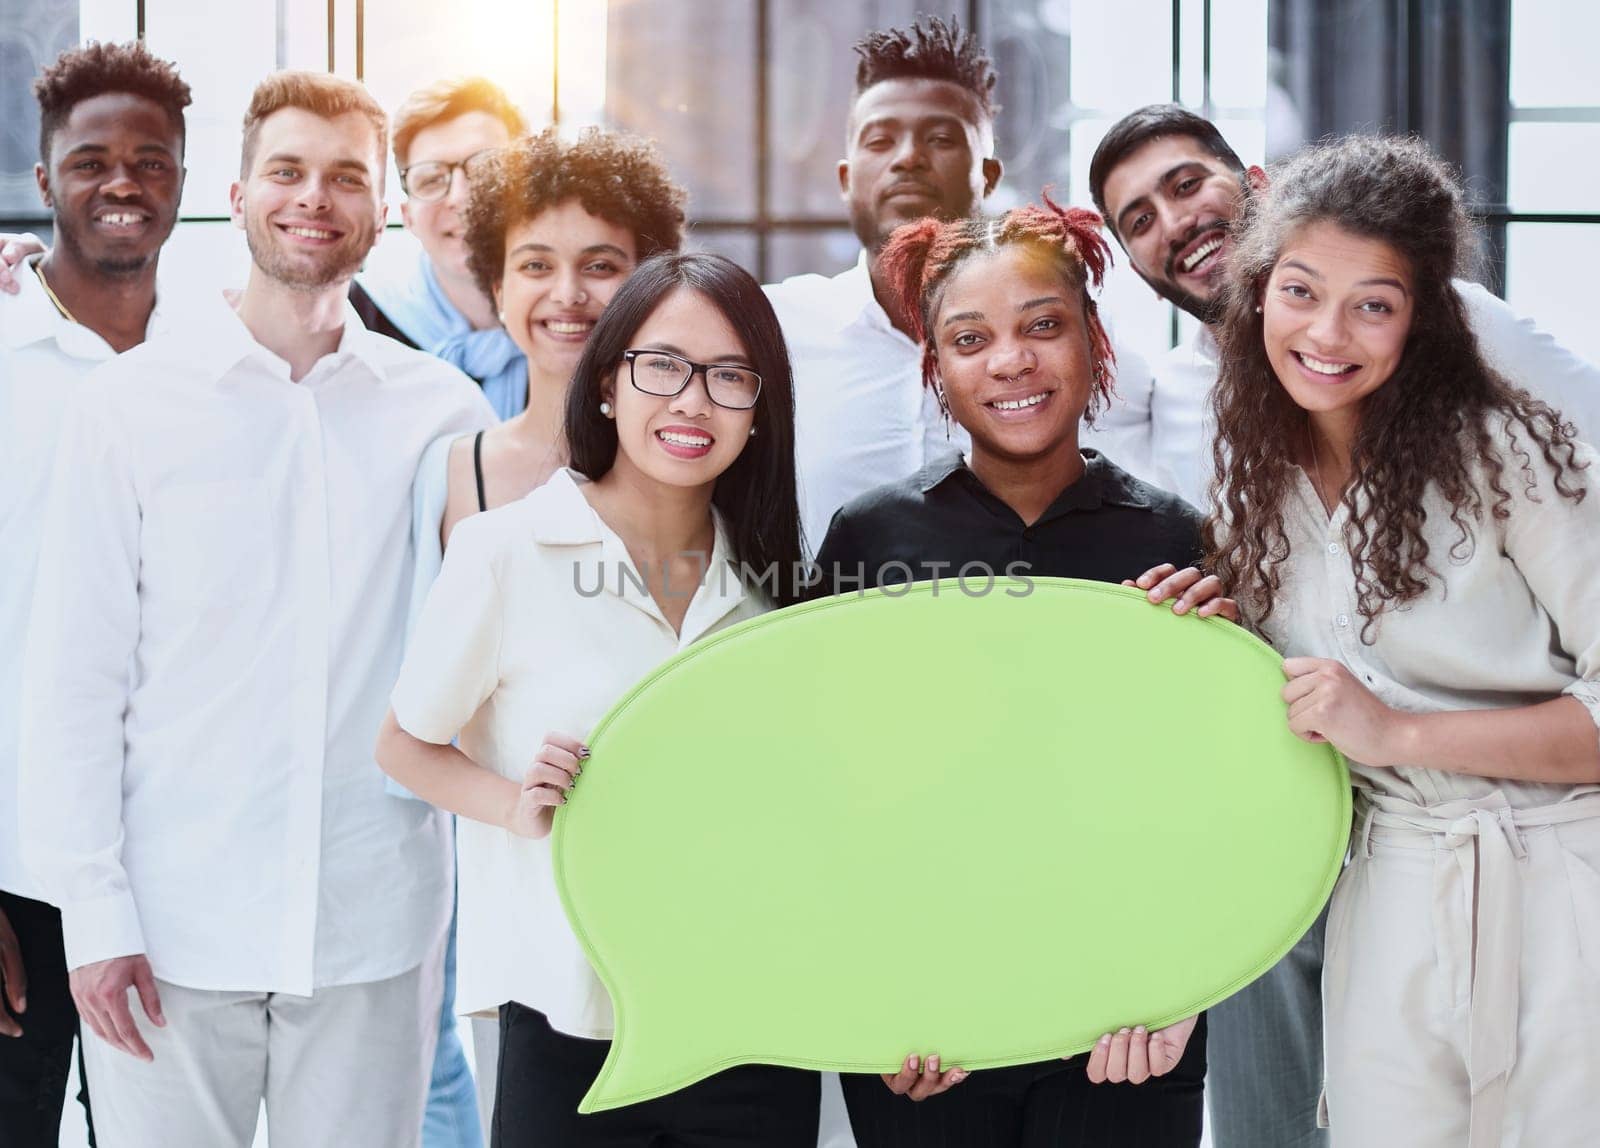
left=1089, top=103, right=1600, bottom=1148
left=766, top=16, right=1158, bottom=552
left=19, top=70, right=493, bottom=1148
left=351, top=76, right=531, bottom=423
left=0, top=41, right=189, bottom=1147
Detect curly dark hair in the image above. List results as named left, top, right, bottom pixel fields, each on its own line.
left=463, top=126, right=686, bottom=299
left=1204, top=135, right=1587, bottom=640
left=34, top=40, right=191, bottom=163
left=876, top=190, right=1117, bottom=421
left=853, top=15, right=998, bottom=119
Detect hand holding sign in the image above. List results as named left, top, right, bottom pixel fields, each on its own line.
left=554, top=579, right=1348, bottom=1113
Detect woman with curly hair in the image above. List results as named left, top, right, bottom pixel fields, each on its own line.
left=814, top=195, right=1229, bottom=1147
left=1205, top=135, right=1600, bottom=1146
left=391, top=126, right=687, bottom=1124
left=416, top=126, right=689, bottom=547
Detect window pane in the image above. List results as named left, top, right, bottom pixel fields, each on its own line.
left=609, top=0, right=756, bottom=219
left=1, top=0, right=77, bottom=218
left=1068, top=0, right=1173, bottom=111
left=768, top=228, right=858, bottom=282
left=1510, top=0, right=1600, bottom=108
left=1208, top=0, right=1267, bottom=109
left=143, top=0, right=279, bottom=217
left=1508, top=123, right=1600, bottom=213
left=686, top=227, right=759, bottom=278
left=767, top=0, right=922, bottom=219
left=985, top=1, right=1073, bottom=203
left=1505, top=222, right=1600, bottom=366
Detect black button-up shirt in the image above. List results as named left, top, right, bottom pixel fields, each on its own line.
left=813, top=448, right=1203, bottom=594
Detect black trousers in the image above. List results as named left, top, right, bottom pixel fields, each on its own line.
left=492, top=1002, right=820, bottom=1147
left=0, top=890, right=94, bottom=1147
left=841, top=1014, right=1206, bottom=1148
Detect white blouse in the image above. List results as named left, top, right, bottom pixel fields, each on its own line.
left=1253, top=421, right=1600, bottom=809
left=390, top=468, right=771, bottom=1034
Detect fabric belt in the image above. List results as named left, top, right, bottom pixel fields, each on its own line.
left=1353, top=788, right=1600, bottom=1148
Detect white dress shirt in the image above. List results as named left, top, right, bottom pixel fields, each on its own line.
left=20, top=290, right=495, bottom=992
left=390, top=469, right=769, bottom=1034
left=0, top=260, right=166, bottom=902
left=1148, top=280, right=1600, bottom=509
left=766, top=252, right=1164, bottom=550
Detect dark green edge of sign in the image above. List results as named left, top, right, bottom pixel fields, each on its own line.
left=554, top=577, right=1353, bottom=1111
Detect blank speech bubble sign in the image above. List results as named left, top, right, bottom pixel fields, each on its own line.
left=553, top=578, right=1349, bottom=1114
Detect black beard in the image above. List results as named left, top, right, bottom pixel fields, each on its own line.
left=52, top=213, right=155, bottom=279
left=1137, top=266, right=1226, bottom=325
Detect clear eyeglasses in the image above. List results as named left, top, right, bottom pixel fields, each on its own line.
left=399, top=148, right=499, bottom=202
left=622, top=349, right=763, bottom=410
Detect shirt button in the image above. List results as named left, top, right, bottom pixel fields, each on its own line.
left=1327, top=542, right=1341, bottom=555
left=1335, top=614, right=1350, bottom=628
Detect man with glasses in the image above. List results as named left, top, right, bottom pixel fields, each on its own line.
left=352, top=76, right=529, bottom=420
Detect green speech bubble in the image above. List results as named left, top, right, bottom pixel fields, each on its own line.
left=553, top=579, right=1349, bottom=1114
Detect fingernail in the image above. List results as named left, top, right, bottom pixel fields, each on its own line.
left=908, top=1055, right=919, bottom=1071
left=928, top=1056, right=940, bottom=1072
left=951, top=1070, right=968, bottom=1083
left=1098, top=1034, right=1111, bottom=1047
left=1118, top=1028, right=1130, bottom=1035
left=1134, top=1026, right=1146, bottom=1035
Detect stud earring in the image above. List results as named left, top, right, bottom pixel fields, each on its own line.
left=1254, top=304, right=1263, bottom=314
left=748, top=426, right=758, bottom=439
left=599, top=401, right=612, bottom=416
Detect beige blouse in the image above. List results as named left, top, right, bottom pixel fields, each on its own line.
left=1251, top=422, right=1600, bottom=809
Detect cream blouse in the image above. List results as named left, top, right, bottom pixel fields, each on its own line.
left=391, top=468, right=770, bottom=1035
left=1251, top=422, right=1600, bottom=809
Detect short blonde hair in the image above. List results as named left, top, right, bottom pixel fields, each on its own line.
left=240, top=70, right=387, bottom=178
left=392, top=76, right=526, bottom=170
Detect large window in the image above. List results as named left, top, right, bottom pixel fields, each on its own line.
left=1503, top=0, right=1600, bottom=363
left=9, top=1, right=1593, bottom=364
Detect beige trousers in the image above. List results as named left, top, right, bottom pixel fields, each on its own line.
left=81, top=962, right=442, bottom=1148
left=1322, top=790, right=1600, bottom=1148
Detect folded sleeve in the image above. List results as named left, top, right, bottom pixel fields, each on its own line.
left=1495, top=428, right=1600, bottom=742
left=390, top=513, right=507, bottom=746
left=19, top=386, right=146, bottom=969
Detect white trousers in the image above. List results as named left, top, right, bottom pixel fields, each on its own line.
left=1322, top=790, right=1600, bottom=1148
left=81, top=962, right=442, bottom=1148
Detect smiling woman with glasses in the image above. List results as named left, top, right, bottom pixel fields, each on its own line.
left=376, top=252, right=811, bottom=1145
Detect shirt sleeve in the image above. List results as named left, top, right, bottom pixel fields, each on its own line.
left=1085, top=333, right=1156, bottom=485
left=1494, top=427, right=1600, bottom=742
left=1458, top=279, right=1600, bottom=447
left=390, top=513, right=507, bottom=746
left=387, top=433, right=463, bottom=799
left=19, top=386, right=146, bottom=970
left=811, top=507, right=866, bottom=599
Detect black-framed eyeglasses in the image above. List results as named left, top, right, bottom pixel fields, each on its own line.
left=622, top=349, right=763, bottom=411
left=399, top=148, right=498, bottom=202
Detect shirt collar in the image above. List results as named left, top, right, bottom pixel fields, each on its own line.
left=919, top=446, right=1156, bottom=516
left=197, top=288, right=391, bottom=382
left=0, top=255, right=154, bottom=359
left=530, top=468, right=751, bottom=629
